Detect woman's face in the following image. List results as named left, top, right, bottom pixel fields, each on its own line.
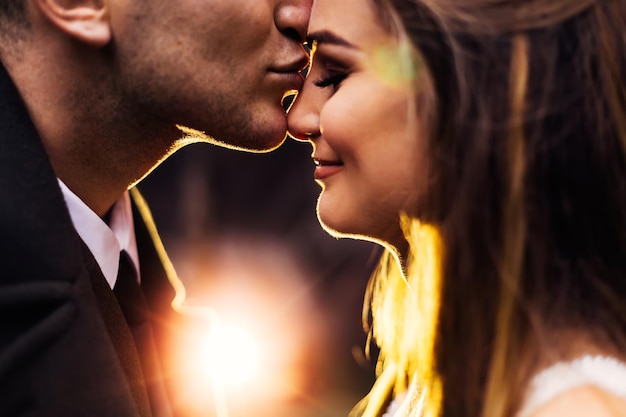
left=288, top=0, right=430, bottom=250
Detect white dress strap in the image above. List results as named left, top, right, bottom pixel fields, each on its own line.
left=518, top=355, right=626, bottom=417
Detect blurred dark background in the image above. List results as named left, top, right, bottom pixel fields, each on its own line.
left=139, top=137, right=382, bottom=417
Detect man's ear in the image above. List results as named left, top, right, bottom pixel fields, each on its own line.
left=34, top=0, right=110, bottom=47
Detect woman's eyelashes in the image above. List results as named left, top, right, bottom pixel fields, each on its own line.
left=313, top=69, right=348, bottom=89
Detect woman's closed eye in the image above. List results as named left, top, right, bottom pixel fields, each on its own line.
left=313, top=70, right=348, bottom=89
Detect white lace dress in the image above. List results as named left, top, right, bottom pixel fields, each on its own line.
left=518, top=355, right=626, bottom=416
left=384, top=355, right=626, bottom=417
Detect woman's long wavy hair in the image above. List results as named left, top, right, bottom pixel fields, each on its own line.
left=359, top=1, right=626, bottom=416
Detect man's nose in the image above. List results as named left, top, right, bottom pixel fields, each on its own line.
left=275, top=0, right=313, bottom=42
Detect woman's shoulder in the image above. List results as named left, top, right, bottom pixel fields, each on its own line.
left=519, top=355, right=626, bottom=417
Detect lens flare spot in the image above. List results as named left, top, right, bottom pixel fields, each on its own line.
left=201, top=323, right=260, bottom=388
left=370, top=38, right=419, bottom=89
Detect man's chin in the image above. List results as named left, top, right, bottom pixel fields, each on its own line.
left=219, top=116, right=289, bottom=153
left=176, top=124, right=287, bottom=153
left=248, top=132, right=287, bottom=153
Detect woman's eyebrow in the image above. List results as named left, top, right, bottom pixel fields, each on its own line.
left=306, top=30, right=357, bottom=49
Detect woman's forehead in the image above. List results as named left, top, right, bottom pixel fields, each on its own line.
left=309, top=0, right=389, bottom=46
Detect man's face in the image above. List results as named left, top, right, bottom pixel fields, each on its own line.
left=110, top=0, right=311, bottom=151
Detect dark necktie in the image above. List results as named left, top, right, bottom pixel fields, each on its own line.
left=114, top=251, right=147, bottom=326
left=114, top=251, right=173, bottom=417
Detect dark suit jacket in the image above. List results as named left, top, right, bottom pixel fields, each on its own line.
left=0, top=63, right=194, bottom=416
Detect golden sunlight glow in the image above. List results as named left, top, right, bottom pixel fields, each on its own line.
left=358, top=216, right=443, bottom=417
left=202, top=322, right=260, bottom=388
left=172, top=238, right=325, bottom=417
left=132, top=189, right=328, bottom=417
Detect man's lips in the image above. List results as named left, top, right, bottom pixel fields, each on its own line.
left=268, top=71, right=304, bottom=91
left=271, top=53, right=309, bottom=74
left=313, top=158, right=344, bottom=180
left=269, top=55, right=308, bottom=91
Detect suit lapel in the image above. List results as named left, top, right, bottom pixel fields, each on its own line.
left=0, top=62, right=148, bottom=416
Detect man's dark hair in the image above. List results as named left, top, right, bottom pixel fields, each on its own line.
left=0, top=0, right=29, bottom=39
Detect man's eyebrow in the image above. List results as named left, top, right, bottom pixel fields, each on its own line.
left=306, top=30, right=356, bottom=48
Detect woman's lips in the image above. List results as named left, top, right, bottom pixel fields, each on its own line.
left=313, top=159, right=343, bottom=180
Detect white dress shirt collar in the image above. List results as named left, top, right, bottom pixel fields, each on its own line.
left=58, top=179, right=140, bottom=289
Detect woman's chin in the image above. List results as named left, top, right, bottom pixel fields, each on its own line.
left=317, top=217, right=390, bottom=247
left=317, top=210, right=408, bottom=260
left=318, top=216, right=365, bottom=241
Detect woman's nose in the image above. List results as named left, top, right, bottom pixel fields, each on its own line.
left=287, top=79, right=322, bottom=142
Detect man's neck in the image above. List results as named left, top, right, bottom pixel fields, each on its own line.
left=6, top=56, right=177, bottom=217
